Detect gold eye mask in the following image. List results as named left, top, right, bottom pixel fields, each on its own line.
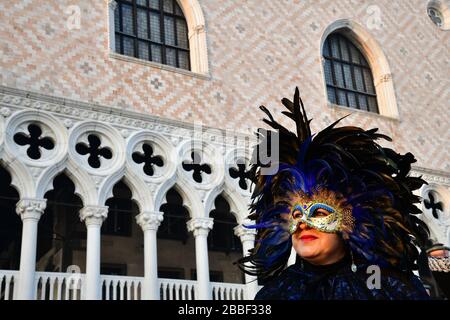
left=286, top=188, right=354, bottom=234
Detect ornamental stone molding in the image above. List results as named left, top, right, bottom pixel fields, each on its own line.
left=177, top=138, right=224, bottom=190
left=418, top=180, right=450, bottom=246
left=187, top=217, right=214, bottom=237
left=0, top=86, right=448, bottom=237
left=224, top=147, right=254, bottom=197
left=410, top=166, right=450, bottom=187
left=126, top=130, right=176, bottom=184
left=234, top=223, right=257, bottom=242
left=0, top=107, right=12, bottom=118
left=15, top=198, right=47, bottom=221
left=107, top=0, right=117, bottom=10
left=0, top=87, right=254, bottom=149
left=68, top=120, right=125, bottom=176
left=80, top=205, right=108, bottom=226
left=136, top=211, right=164, bottom=231
left=5, top=109, right=68, bottom=168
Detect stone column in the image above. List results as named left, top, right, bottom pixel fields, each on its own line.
left=234, top=224, right=259, bottom=300
left=80, top=205, right=108, bottom=300
left=15, top=198, right=47, bottom=300
left=136, top=211, right=163, bottom=300
left=187, top=217, right=213, bottom=300
left=108, top=0, right=117, bottom=51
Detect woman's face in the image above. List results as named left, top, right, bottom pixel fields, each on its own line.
left=292, top=221, right=346, bottom=265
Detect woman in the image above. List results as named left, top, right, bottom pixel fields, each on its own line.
left=237, top=87, right=436, bottom=300
left=419, top=243, right=450, bottom=298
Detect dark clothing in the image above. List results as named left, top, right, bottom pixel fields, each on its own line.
left=255, top=254, right=430, bottom=300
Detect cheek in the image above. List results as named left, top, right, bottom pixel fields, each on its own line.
left=319, top=234, right=342, bottom=253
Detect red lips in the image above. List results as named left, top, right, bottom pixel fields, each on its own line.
left=299, top=234, right=318, bottom=241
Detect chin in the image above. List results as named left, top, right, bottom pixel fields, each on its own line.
left=298, top=247, right=320, bottom=259
left=294, top=241, right=321, bottom=259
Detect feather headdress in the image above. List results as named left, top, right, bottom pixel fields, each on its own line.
left=237, top=87, right=430, bottom=280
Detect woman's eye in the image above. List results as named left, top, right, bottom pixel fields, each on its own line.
left=314, top=209, right=330, bottom=217
left=292, top=210, right=302, bottom=219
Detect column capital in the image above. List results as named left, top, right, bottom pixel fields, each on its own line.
left=108, top=0, right=117, bottom=10
left=80, top=205, right=108, bottom=226
left=187, top=217, right=214, bottom=237
left=16, top=198, right=47, bottom=221
left=136, top=211, right=164, bottom=231
left=234, top=224, right=257, bottom=241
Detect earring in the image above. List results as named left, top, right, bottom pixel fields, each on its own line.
left=350, top=249, right=357, bottom=273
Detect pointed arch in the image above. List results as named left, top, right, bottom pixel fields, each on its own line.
left=36, top=158, right=97, bottom=206
left=320, top=19, right=399, bottom=119
left=154, top=175, right=203, bottom=219
left=204, top=183, right=250, bottom=224
left=97, top=168, right=155, bottom=214
left=0, top=154, right=34, bottom=198
left=102, top=166, right=155, bottom=213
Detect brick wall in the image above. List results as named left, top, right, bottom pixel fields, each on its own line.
left=0, top=0, right=448, bottom=171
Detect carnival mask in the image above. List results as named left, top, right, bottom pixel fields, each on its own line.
left=286, top=188, right=354, bottom=234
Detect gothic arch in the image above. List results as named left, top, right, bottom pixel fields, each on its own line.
left=204, top=184, right=249, bottom=224
left=36, top=159, right=97, bottom=206
left=97, top=166, right=154, bottom=213
left=0, top=153, right=34, bottom=198
left=154, top=176, right=203, bottom=219
left=320, top=19, right=399, bottom=119
left=0, top=156, right=32, bottom=199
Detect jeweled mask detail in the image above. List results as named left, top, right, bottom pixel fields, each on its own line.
left=285, top=188, right=354, bottom=234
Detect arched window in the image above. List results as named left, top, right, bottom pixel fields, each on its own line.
left=103, top=180, right=137, bottom=237
left=208, top=195, right=242, bottom=254
left=158, top=188, right=189, bottom=243
left=323, top=33, right=378, bottom=113
left=114, top=0, right=190, bottom=70
left=40, top=173, right=85, bottom=273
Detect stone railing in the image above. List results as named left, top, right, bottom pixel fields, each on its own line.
left=159, top=278, right=197, bottom=300
left=211, top=281, right=245, bottom=300
left=0, top=270, right=17, bottom=300
left=101, top=274, right=143, bottom=300
left=0, top=270, right=253, bottom=300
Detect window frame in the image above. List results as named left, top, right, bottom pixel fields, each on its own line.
left=114, top=0, right=191, bottom=70
left=323, top=33, right=379, bottom=113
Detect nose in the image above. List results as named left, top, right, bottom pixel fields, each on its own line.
left=298, top=222, right=310, bottom=230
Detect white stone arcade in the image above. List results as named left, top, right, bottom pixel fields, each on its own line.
left=0, top=87, right=261, bottom=300
left=0, top=87, right=449, bottom=300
